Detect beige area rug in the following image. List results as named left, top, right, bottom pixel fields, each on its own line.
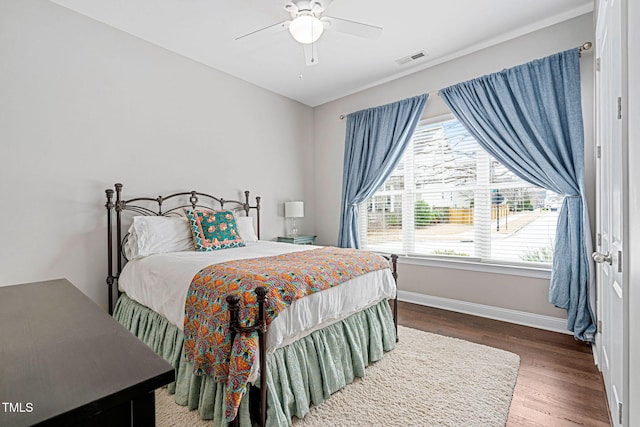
left=156, top=326, right=520, bottom=427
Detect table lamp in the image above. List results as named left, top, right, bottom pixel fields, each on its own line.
left=285, top=201, right=304, bottom=236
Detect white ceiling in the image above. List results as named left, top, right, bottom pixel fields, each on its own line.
left=48, top=0, right=593, bottom=107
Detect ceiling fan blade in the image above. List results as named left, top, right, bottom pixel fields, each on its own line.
left=310, top=1, right=325, bottom=14
left=321, top=16, right=382, bottom=39
left=303, top=42, right=319, bottom=66
left=284, top=2, right=299, bottom=16
left=317, top=0, right=335, bottom=10
left=235, top=20, right=290, bottom=41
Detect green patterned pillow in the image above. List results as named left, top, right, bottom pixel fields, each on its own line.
left=184, top=209, right=245, bottom=251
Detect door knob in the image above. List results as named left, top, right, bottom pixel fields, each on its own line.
left=592, top=251, right=612, bottom=265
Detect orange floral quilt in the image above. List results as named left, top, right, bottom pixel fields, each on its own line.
left=183, top=247, right=390, bottom=421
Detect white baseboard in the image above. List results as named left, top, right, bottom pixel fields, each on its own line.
left=398, top=290, right=570, bottom=335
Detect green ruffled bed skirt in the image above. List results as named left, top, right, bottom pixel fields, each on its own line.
left=113, top=294, right=396, bottom=426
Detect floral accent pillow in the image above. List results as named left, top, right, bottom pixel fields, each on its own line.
left=184, top=209, right=245, bottom=251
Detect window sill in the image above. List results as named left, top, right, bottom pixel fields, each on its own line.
left=393, top=255, right=552, bottom=279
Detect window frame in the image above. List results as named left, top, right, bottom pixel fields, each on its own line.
left=360, top=113, right=555, bottom=278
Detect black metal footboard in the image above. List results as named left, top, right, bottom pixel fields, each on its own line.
left=224, top=254, right=399, bottom=427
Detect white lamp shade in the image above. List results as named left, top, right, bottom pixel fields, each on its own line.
left=285, top=201, right=304, bottom=218
left=289, top=14, right=324, bottom=44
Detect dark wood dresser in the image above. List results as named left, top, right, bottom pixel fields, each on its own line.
left=0, top=279, right=175, bottom=426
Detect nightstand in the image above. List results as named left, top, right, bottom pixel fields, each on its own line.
left=277, top=235, right=317, bottom=245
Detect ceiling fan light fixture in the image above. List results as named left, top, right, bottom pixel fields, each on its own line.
left=289, top=13, right=324, bottom=44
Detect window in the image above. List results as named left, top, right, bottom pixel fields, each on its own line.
left=359, top=118, right=563, bottom=266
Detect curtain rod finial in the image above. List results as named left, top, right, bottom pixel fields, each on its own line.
left=578, top=41, right=592, bottom=57
left=579, top=41, right=592, bottom=57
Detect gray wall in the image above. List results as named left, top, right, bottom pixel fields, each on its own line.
left=0, top=0, right=315, bottom=305
left=312, top=13, right=595, bottom=320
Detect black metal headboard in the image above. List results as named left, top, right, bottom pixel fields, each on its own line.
left=104, top=183, right=261, bottom=314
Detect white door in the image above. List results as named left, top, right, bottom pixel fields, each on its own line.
left=595, top=0, right=626, bottom=425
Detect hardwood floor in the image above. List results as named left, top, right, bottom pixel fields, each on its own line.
left=397, top=301, right=611, bottom=427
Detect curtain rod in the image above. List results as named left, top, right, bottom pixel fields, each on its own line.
left=339, top=91, right=436, bottom=120
left=339, top=41, right=593, bottom=120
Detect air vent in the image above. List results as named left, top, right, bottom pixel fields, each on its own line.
left=396, top=50, right=427, bottom=65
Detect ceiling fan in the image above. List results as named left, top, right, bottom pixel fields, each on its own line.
left=235, top=0, right=382, bottom=66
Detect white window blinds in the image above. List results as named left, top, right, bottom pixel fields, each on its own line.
left=359, top=119, right=563, bottom=266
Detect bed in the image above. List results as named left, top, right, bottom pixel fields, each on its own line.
left=105, top=183, right=398, bottom=427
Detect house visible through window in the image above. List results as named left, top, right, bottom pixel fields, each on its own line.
left=359, top=118, right=564, bottom=266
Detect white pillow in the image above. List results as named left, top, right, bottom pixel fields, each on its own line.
left=123, top=216, right=194, bottom=259
left=235, top=215, right=259, bottom=242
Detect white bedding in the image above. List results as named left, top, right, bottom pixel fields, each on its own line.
left=118, top=241, right=396, bottom=354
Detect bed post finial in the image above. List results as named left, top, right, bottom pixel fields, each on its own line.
left=243, top=191, right=251, bottom=216
left=255, top=287, right=267, bottom=331
left=226, top=295, right=240, bottom=338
